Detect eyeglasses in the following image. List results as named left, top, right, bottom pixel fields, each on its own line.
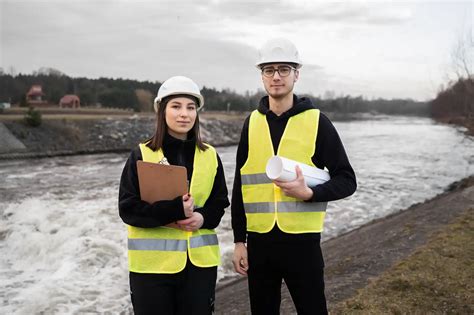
left=261, top=65, right=296, bottom=78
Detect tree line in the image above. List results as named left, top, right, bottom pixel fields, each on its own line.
left=430, top=29, right=473, bottom=131
left=0, top=69, right=158, bottom=112
left=430, top=78, right=473, bottom=121
left=0, top=68, right=428, bottom=115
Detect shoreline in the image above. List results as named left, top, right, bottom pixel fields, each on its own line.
left=434, top=116, right=474, bottom=137
left=0, top=115, right=242, bottom=160
left=1, top=113, right=471, bottom=160
left=214, top=175, right=474, bottom=314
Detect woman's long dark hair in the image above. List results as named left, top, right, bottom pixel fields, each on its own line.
left=145, top=95, right=208, bottom=151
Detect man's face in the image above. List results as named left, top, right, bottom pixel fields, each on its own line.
left=260, top=63, right=299, bottom=99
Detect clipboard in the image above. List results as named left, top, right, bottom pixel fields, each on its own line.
left=137, top=160, right=188, bottom=203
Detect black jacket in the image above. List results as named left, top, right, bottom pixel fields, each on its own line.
left=119, top=133, right=229, bottom=229
left=231, top=95, right=357, bottom=242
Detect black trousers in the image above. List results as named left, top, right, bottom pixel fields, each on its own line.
left=247, top=235, right=328, bottom=315
left=129, top=261, right=217, bottom=315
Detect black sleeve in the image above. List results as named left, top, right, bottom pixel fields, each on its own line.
left=118, top=147, right=187, bottom=228
left=231, top=116, right=250, bottom=243
left=194, top=153, right=230, bottom=229
left=309, top=113, right=357, bottom=202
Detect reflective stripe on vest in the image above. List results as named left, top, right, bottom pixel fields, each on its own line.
left=128, top=238, right=188, bottom=251
left=127, top=142, right=220, bottom=274
left=241, top=109, right=328, bottom=233
left=241, top=173, right=273, bottom=185
left=128, top=234, right=219, bottom=251
left=243, top=201, right=327, bottom=213
left=189, top=234, right=219, bottom=248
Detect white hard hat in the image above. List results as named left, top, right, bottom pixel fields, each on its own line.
left=154, top=76, right=204, bottom=112
left=255, top=38, right=302, bottom=69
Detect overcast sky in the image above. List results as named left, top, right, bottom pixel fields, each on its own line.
left=1, top=0, right=472, bottom=101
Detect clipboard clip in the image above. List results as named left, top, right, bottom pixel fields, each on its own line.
left=158, top=157, right=170, bottom=165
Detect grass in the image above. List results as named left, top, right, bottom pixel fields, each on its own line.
left=332, top=208, right=474, bottom=315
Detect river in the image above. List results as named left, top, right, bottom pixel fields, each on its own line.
left=1, top=116, right=473, bottom=314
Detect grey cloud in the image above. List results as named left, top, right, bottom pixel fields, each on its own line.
left=205, top=1, right=412, bottom=26
left=301, top=63, right=324, bottom=72
left=138, top=37, right=261, bottom=93
left=2, top=1, right=207, bottom=43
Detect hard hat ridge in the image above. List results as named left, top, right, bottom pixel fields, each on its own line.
left=256, top=37, right=302, bottom=69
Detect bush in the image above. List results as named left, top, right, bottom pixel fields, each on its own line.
left=24, top=107, right=42, bottom=127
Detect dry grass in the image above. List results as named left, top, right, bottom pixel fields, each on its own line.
left=332, top=208, right=474, bottom=315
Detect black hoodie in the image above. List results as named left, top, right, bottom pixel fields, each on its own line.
left=231, top=95, right=357, bottom=243
left=118, top=133, right=229, bottom=229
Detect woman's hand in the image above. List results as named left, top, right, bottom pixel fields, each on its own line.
left=273, top=165, right=313, bottom=200
left=182, top=193, right=194, bottom=217
left=176, top=212, right=204, bottom=232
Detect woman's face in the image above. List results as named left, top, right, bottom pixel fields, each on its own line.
left=165, top=96, right=197, bottom=140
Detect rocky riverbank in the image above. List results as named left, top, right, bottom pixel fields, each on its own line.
left=3, top=111, right=470, bottom=160
left=434, top=116, right=474, bottom=136
left=0, top=114, right=244, bottom=159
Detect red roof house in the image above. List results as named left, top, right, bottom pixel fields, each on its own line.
left=26, top=85, right=48, bottom=106
left=59, top=94, right=81, bottom=109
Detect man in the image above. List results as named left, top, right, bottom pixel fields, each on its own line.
left=231, top=38, right=357, bottom=314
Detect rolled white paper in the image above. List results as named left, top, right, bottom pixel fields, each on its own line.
left=265, top=156, right=330, bottom=187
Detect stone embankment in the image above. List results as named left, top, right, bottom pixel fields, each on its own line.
left=0, top=115, right=243, bottom=159
left=0, top=123, right=26, bottom=154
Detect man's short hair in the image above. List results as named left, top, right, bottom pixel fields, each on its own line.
left=258, top=62, right=299, bottom=70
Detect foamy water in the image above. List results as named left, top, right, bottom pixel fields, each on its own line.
left=1, top=116, right=473, bottom=314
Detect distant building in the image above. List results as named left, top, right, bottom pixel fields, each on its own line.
left=26, top=85, right=48, bottom=107
left=0, top=102, right=10, bottom=109
left=59, top=94, right=81, bottom=109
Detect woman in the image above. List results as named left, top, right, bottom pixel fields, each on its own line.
left=118, top=76, right=229, bottom=314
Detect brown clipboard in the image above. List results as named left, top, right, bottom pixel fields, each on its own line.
left=137, top=160, right=188, bottom=203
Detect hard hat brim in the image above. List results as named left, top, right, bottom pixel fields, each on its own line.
left=153, top=92, right=204, bottom=112
left=255, top=61, right=303, bottom=70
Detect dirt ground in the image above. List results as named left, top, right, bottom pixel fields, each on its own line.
left=214, top=176, right=474, bottom=314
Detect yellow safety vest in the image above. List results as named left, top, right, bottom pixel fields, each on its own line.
left=127, top=142, right=220, bottom=274
left=241, top=109, right=328, bottom=234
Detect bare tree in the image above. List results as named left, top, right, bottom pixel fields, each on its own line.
left=135, top=89, right=154, bottom=112
left=8, top=66, right=16, bottom=76
left=450, top=28, right=474, bottom=119
left=451, top=29, right=473, bottom=81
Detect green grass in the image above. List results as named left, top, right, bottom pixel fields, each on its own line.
left=332, top=208, right=474, bottom=315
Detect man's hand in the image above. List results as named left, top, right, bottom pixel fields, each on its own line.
left=232, top=242, right=249, bottom=276
left=182, top=193, right=194, bottom=217
left=273, top=165, right=313, bottom=200
left=176, top=212, right=204, bottom=232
